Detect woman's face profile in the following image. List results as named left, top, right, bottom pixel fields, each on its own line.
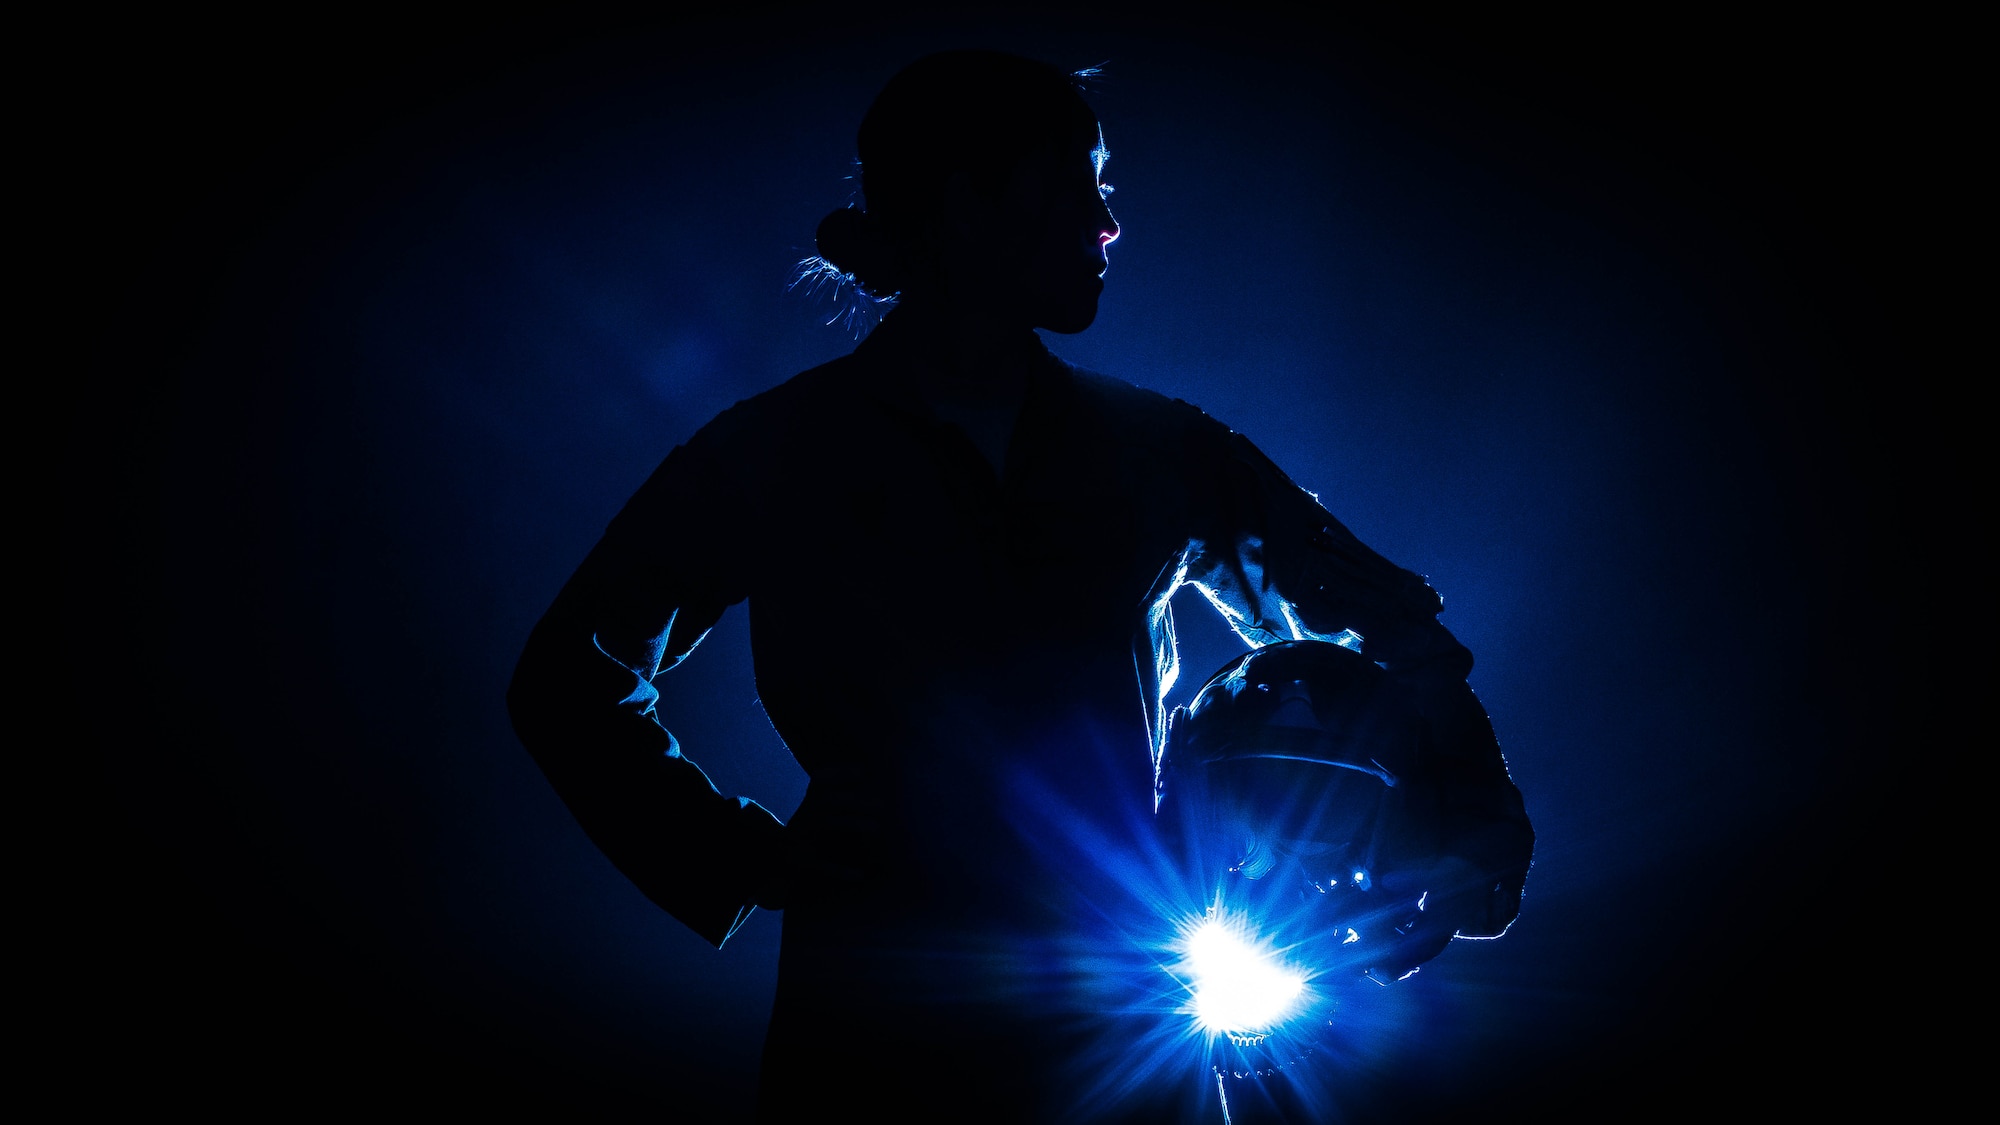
left=937, top=122, right=1120, bottom=335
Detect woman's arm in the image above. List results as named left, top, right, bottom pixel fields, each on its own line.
left=1186, top=429, right=1534, bottom=943
left=506, top=436, right=784, bottom=948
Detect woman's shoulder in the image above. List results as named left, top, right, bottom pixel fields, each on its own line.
left=683, top=351, right=879, bottom=453
left=1062, top=363, right=1236, bottom=450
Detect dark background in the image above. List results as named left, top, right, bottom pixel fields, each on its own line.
left=66, top=6, right=1938, bottom=1120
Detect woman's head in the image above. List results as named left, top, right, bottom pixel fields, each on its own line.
left=814, top=51, right=1120, bottom=334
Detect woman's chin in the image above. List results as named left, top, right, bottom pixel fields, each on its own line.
left=1036, top=286, right=1103, bottom=335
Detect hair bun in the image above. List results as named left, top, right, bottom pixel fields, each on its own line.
left=815, top=206, right=902, bottom=297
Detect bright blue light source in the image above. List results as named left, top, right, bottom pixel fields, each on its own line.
left=1185, top=917, right=1307, bottom=1034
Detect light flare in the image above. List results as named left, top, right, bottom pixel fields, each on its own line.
left=1185, top=916, right=1307, bottom=1034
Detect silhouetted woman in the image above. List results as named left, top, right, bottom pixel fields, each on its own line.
left=509, top=51, right=1530, bottom=1122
